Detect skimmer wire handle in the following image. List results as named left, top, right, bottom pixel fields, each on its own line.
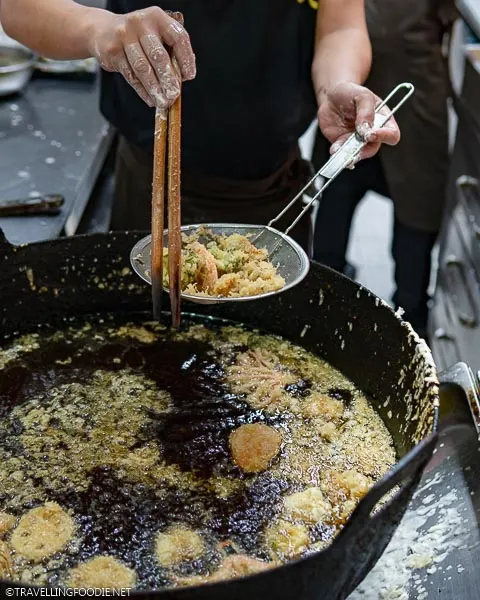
left=267, top=82, right=415, bottom=238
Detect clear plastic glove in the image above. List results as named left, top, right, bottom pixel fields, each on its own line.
left=88, top=7, right=196, bottom=110
left=318, top=81, right=401, bottom=162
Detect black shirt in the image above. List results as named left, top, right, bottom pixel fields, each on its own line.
left=101, top=1, right=317, bottom=181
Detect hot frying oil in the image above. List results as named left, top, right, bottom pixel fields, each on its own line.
left=0, top=317, right=396, bottom=589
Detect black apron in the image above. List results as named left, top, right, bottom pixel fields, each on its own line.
left=101, top=1, right=319, bottom=252
left=101, top=0, right=318, bottom=183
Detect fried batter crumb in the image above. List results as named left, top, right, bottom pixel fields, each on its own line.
left=229, top=423, right=282, bottom=473
left=0, top=320, right=398, bottom=589
left=283, top=488, right=332, bottom=525
left=339, top=499, right=358, bottom=521
left=66, top=556, right=136, bottom=590
left=211, top=555, right=273, bottom=581
left=0, top=512, right=16, bottom=538
left=0, top=541, right=13, bottom=579
left=302, top=393, right=344, bottom=420
left=344, top=472, right=372, bottom=499
left=10, top=503, right=74, bottom=563
left=265, top=519, right=310, bottom=560
left=178, top=554, right=274, bottom=587
left=114, top=325, right=157, bottom=344
left=317, top=422, right=338, bottom=442
left=155, top=527, right=204, bottom=567
left=320, top=470, right=373, bottom=522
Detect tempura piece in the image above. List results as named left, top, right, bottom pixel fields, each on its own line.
left=321, top=470, right=373, bottom=522
left=190, top=242, right=218, bottom=292
left=265, top=519, right=310, bottom=560
left=229, top=423, right=282, bottom=473
left=66, top=556, right=136, bottom=590
left=177, top=554, right=274, bottom=587
left=226, top=348, right=298, bottom=413
left=155, top=526, right=204, bottom=567
left=321, top=470, right=372, bottom=503
left=283, top=488, right=332, bottom=525
left=10, top=502, right=74, bottom=563
left=209, top=555, right=273, bottom=581
left=302, top=392, right=344, bottom=420
left=163, top=230, right=285, bottom=298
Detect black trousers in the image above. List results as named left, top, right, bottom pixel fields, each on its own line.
left=313, top=155, right=437, bottom=338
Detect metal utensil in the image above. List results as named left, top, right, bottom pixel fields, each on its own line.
left=34, top=57, right=97, bottom=75
left=0, top=45, right=34, bottom=97
left=252, top=82, right=415, bottom=251
left=131, top=82, right=414, bottom=305
left=130, top=223, right=309, bottom=305
left=0, top=194, right=64, bottom=217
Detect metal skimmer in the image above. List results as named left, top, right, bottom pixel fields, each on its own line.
left=131, top=82, right=414, bottom=305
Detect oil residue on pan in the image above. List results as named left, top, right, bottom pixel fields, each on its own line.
left=0, top=316, right=396, bottom=590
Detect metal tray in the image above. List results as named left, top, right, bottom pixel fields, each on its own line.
left=349, top=364, right=480, bottom=599
left=34, top=57, right=97, bottom=75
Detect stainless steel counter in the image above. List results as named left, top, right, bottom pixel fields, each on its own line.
left=0, top=75, right=114, bottom=245
left=349, top=365, right=480, bottom=600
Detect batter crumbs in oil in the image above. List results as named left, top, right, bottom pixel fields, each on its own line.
left=0, top=318, right=396, bottom=590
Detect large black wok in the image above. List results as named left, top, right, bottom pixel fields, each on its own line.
left=0, top=230, right=470, bottom=600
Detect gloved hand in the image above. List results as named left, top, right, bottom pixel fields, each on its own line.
left=318, top=81, right=401, bottom=162
left=88, top=6, right=196, bottom=110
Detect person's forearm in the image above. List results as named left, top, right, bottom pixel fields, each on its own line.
left=0, top=0, right=102, bottom=59
left=2, top=2, right=196, bottom=110
left=312, top=0, right=372, bottom=104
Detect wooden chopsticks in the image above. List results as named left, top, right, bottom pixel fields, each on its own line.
left=167, top=43, right=182, bottom=329
left=151, top=109, right=167, bottom=322
left=151, top=12, right=183, bottom=328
